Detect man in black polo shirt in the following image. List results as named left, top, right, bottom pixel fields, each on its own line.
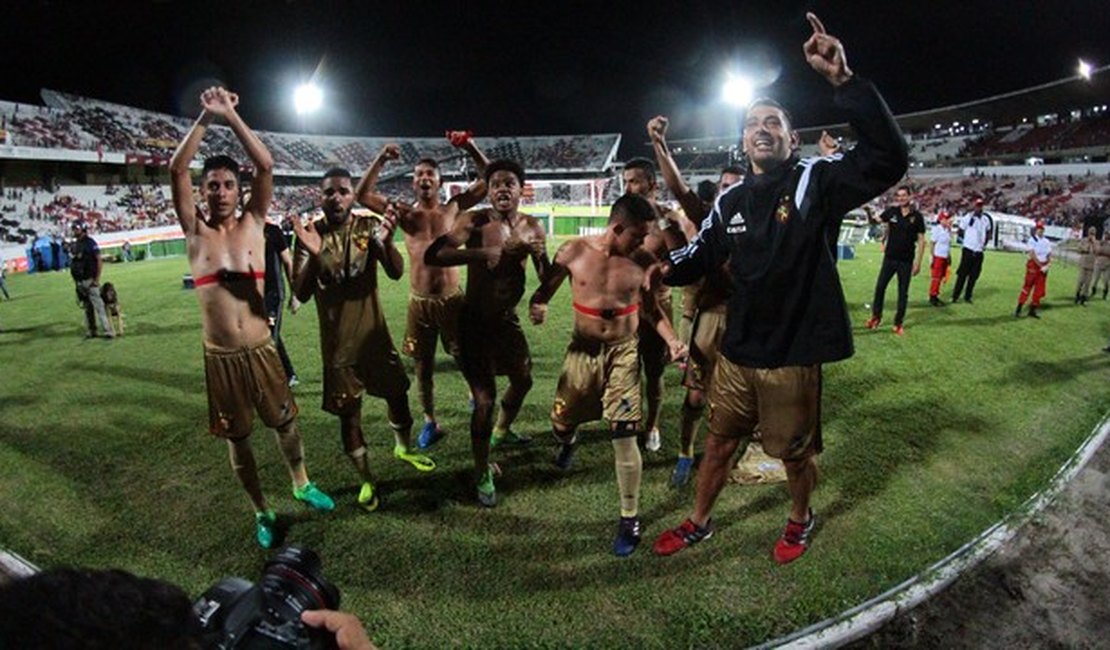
left=68, top=220, right=115, bottom=339
left=864, top=185, right=925, bottom=335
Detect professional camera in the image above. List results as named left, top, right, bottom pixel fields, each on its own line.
left=192, top=546, right=341, bottom=650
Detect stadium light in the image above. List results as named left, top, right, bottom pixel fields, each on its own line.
left=1077, top=59, right=1093, bottom=80
left=293, top=83, right=323, bottom=115
left=722, top=75, right=755, bottom=107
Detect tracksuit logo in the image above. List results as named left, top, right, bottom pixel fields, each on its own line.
left=727, top=211, right=747, bottom=235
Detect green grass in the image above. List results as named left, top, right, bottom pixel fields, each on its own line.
left=1, top=243, right=1108, bottom=648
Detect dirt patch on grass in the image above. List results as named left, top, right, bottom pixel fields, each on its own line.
left=851, top=438, right=1110, bottom=648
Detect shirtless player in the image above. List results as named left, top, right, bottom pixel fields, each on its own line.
left=529, top=193, right=686, bottom=556
left=425, top=159, right=549, bottom=507
left=621, top=158, right=687, bottom=452
left=354, top=133, right=489, bottom=449
left=169, top=87, right=333, bottom=549
left=648, top=115, right=743, bottom=487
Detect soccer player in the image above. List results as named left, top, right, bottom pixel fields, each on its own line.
left=169, top=87, right=334, bottom=549
left=291, top=169, right=436, bottom=513
left=864, top=185, right=925, bottom=335
left=620, top=157, right=686, bottom=453
left=652, top=13, right=908, bottom=564
left=354, top=133, right=489, bottom=449
left=647, top=114, right=743, bottom=487
left=425, top=159, right=550, bottom=507
left=529, top=193, right=686, bottom=555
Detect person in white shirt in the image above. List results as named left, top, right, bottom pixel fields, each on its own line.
left=1015, top=221, right=1052, bottom=319
left=927, top=211, right=952, bottom=306
left=951, top=198, right=993, bottom=304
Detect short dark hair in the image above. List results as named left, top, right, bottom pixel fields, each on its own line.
left=0, top=568, right=202, bottom=650
left=696, top=179, right=718, bottom=204
left=720, top=165, right=745, bottom=178
left=624, top=157, right=656, bottom=179
left=322, top=167, right=352, bottom=181
left=203, top=155, right=240, bottom=177
left=485, top=159, right=525, bottom=185
left=744, top=97, right=794, bottom=130
left=415, top=158, right=439, bottom=170
left=609, top=193, right=655, bottom=225
left=896, top=185, right=913, bottom=194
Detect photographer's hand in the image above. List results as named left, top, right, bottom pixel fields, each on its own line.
left=301, top=610, right=377, bottom=650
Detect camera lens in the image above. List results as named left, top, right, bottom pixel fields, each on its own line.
left=260, top=546, right=340, bottom=613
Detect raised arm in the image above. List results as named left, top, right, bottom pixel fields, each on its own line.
left=448, top=130, right=491, bottom=209
left=354, top=144, right=400, bottom=213
left=202, top=88, right=274, bottom=221
left=169, top=102, right=214, bottom=234
left=804, top=14, right=909, bottom=215
left=648, top=116, right=703, bottom=221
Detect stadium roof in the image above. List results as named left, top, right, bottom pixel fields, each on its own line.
left=670, top=65, right=1110, bottom=145
left=845, top=64, right=1110, bottom=136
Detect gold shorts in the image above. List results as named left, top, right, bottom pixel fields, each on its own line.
left=323, top=340, right=410, bottom=416
left=402, top=289, right=463, bottom=359
left=551, top=334, right=641, bottom=428
left=204, top=337, right=298, bottom=439
left=459, top=308, right=531, bottom=379
left=683, top=306, right=727, bottom=392
left=707, top=357, right=822, bottom=461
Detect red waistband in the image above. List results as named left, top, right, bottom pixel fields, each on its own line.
left=572, top=302, right=639, bottom=319
left=194, top=270, right=266, bottom=287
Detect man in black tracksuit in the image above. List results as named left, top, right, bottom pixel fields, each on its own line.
left=652, top=13, right=908, bottom=564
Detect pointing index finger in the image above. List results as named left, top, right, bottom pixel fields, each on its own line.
left=806, top=12, right=826, bottom=35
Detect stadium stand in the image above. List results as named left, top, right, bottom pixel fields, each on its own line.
left=29, top=90, right=621, bottom=176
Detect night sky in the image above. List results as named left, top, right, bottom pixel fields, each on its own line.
left=2, top=1, right=1107, bottom=157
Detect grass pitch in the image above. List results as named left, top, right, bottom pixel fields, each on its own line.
left=1, top=242, right=1108, bottom=648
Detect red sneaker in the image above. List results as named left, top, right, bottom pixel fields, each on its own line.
left=772, top=510, right=815, bottom=565
left=653, top=518, right=713, bottom=556
left=864, top=316, right=881, bottom=330
left=892, top=325, right=905, bottom=336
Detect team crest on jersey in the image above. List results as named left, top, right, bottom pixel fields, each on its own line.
left=726, top=210, right=747, bottom=235
left=352, top=217, right=376, bottom=251
left=776, top=195, right=792, bottom=224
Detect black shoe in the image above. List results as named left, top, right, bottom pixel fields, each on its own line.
left=930, top=296, right=944, bottom=307
left=554, top=442, right=576, bottom=470
left=1014, top=305, right=1023, bottom=318
left=965, top=297, right=974, bottom=304
left=1028, top=308, right=1040, bottom=319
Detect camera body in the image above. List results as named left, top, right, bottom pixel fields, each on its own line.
left=193, top=546, right=340, bottom=650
